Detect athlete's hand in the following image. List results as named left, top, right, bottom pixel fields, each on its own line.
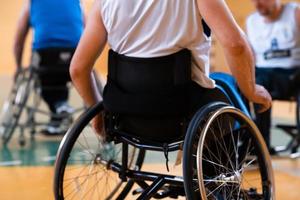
left=92, top=112, right=105, bottom=139
left=251, top=84, right=272, bottom=113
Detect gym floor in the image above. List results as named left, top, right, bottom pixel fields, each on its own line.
left=0, top=1, right=300, bottom=199
left=0, top=75, right=299, bottom=200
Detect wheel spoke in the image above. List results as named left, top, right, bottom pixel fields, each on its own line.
left=58, top=108, right=143, bottom=199
left=192, top=107, right=273, bottom=200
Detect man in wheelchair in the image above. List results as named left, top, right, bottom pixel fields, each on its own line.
left=70, top=0, right=271, bottom=134
left=13, top=0, right=85, bottom=135
left=247, top=0, right=300, bottom=154
left=54, top=0, right=275, bottom=199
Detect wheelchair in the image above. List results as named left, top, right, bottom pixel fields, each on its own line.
left=54, top=50, right=274, bottom=199
left=0, top=66, right=103, bottom=146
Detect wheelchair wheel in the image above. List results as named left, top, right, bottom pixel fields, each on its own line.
left=183, top=102, right=274, bottom=200
left=0, top=69, right=33, bottom=145
left=54, top=102, right=145, bottom=200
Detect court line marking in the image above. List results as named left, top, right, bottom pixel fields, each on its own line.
left=42, top=156, right=57, bottom=162
left=0, top=160, right=22, bottom=166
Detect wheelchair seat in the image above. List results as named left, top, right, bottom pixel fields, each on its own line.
left=105, top=78, right=248, bottom=152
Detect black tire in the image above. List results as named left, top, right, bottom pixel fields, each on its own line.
left=0, top=69, right=33, bottom=145
left=183, top=102, right=274, bottom=200
left=54, top=102, right=145, bottom=200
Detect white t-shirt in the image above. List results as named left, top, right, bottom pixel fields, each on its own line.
left=99, top=0, right=215, bottom=88
left=246, top=3, right=300, bottom=68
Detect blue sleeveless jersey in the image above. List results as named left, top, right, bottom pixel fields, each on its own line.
left=30, top=0, right=84, bottom=50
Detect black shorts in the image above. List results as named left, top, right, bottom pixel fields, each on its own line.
left=255, top=67, right=300, bottom=100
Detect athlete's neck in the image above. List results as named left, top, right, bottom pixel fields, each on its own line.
left=264, top=4, right=284, bottom=23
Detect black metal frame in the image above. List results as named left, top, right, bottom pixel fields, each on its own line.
left=108, top=134, right=186, bottom=199
left=53, top=98, right=275, bottom=199
left=110, top=160, right=185, bottom=199
left=101, top=126, right=186, bottom=199
left=1, top=67, right=98, bottom=146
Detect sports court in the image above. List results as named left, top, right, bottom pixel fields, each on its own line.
left=0, top=0, right=299, bottom=199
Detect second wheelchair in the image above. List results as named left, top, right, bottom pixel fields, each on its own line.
left=0, top=66, right=102, bottom=146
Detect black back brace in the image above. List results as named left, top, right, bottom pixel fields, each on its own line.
left=103, top=49, right=192, bottom=117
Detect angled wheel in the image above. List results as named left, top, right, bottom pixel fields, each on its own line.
left=0, top=68, right=33, bottom=145
left=183, top=102, right=274, bottom=200
left=54, top=102, right=145, bottom=200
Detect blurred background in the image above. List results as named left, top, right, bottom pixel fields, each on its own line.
left=0, top=0, right=259, bottom=76
left=0, top=0, right=299, bottom=199
left=0, top=0, right=297, bottom=75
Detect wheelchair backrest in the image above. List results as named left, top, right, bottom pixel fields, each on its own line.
left=103, top=49, right=191, bottom=116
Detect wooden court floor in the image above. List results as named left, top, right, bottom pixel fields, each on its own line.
left=1, top=1, right=300, bottom=199
left=0, top=75, right=299, bottom=199
left=0, top=159, right=299, bottom=199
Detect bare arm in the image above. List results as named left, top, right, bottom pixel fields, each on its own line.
left=14, top=0, right=30, bottom=69
left=197, top=0, right=271, bottom=112
left=70, top=0, right=107, bottom=107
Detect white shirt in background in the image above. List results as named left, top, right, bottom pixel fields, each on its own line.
left=247, top=2, right=300, bottom=69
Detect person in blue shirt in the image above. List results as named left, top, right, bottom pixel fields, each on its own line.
left=13, top=0, right=85, bottom=135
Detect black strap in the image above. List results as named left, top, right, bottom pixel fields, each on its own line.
left=104, top=77, right=187, bottom=115
left=163, top=143, right=170, bottom=172
left=202, top=20, right=211, bottom=37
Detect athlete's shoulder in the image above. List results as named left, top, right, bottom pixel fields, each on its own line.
left=247, top=11, right=260, bottom=23
left=246, top=11, right=261, bottom=29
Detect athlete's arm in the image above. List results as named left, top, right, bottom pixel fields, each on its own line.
left=70, top=0, right=106, bottom=107
left=13, top=0, right=30, bottom=70
left=70, top=0, right=107, bottom=135
left=197, top=0, right=271, bottom=112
